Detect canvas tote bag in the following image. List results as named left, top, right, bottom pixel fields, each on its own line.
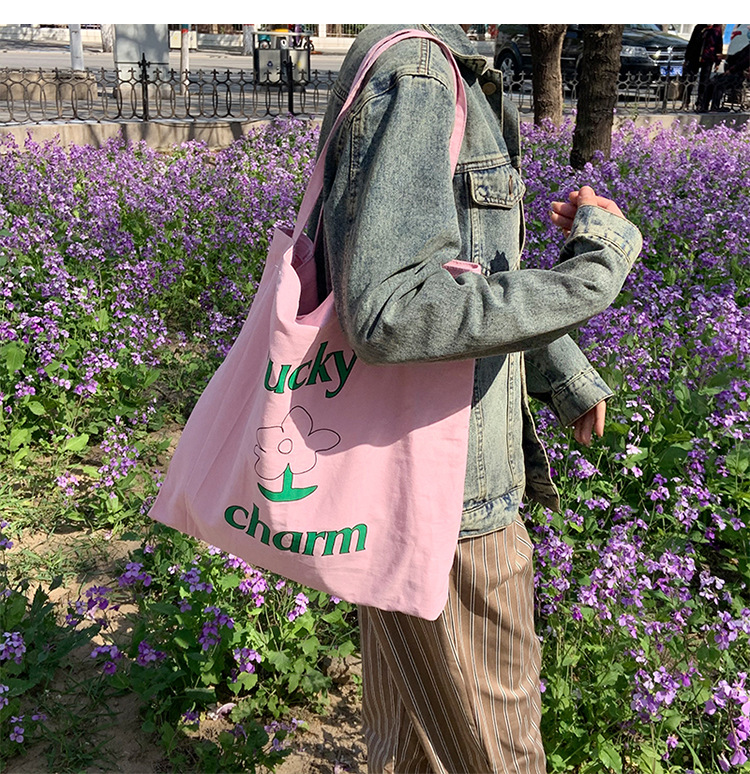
left=149, top=29, right=478, bottom=620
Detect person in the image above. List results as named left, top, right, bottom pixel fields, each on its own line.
left=696, top=24, right=724, bottom=112
left=681, top=24, right=707, bottom=109
left=703, top=38, right=750, bottom=111
left=311, top=24, right=642, bottom=773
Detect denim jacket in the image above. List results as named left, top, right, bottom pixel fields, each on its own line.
left=313, top=24, right=643, bottom=538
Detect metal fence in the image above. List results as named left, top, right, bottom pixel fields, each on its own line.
left=325, top=25, right=367, bottom=38
left=503, top=72, right=749, bottom=115
left=0, top=61, right=338, bottom=125
left=1, top=63, right=747, bottom=126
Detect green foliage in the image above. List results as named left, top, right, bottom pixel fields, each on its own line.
left=73, top=524, right=359, bottom=770
left=0, top=531, right=99, bottom=765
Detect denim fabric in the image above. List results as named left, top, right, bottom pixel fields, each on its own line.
left=313, top=24, right=643, bottom=537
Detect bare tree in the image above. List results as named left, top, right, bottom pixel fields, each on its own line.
left=528, top=25, right=567, bottom=126
left=100, top=24, right=115, bottom=53
left=570, top=25, right=624, bottom=169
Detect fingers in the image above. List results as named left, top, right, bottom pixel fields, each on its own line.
left=593, top=401, right=606, bottom=438
left=549, top=200, right=577, bottom=233
left=573, top=402, right=607, bottom=447
left=551, top=201, right=577, bottom=219
left=551, top=186, right=625, bottom=235
left=576, top=185, right=598, bottom=207
left=573, top=414, right=594, bottom=446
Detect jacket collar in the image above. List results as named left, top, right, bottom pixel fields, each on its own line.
left=421, top=24, right=490, bottom=76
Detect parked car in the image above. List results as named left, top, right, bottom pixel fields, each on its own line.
left=494, top=24, right=688, bottom=85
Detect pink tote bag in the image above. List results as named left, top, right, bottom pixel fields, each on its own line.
left=149, top=30, right=477, bottom=620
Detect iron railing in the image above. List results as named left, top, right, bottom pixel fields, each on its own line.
left=0, top=57, right=338, bottom=125
left=0, top=61, right=747, bottom=127
left=325, top=25, right=367, bottom=38
left=503, top=72, right=749, bottom=115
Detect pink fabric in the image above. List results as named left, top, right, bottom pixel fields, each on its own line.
left=149, top=30, right=475, bottom=619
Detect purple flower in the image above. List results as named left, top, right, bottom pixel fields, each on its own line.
left=287, top=592, right=309, bottom=622
left=90, top=644, right=124, bottom=674
left=234, top=646, right=262, bottom=674
left=198, top=605, right=235, bottom=651
left=136, top=639, right=166, bottom=666
left=118, top=562, right=152, bottom=587
left=182, top=709, right=200, bottom=725
left=0, top=631, right=26, bottom=664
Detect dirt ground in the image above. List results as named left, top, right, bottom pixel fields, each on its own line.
left=7, top=682, right=367, bottom=774
left=6, top=528, right=368, bottom=774
left=274, top=677, right=367, bottom=774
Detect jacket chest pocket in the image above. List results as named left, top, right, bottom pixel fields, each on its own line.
left=466, top=161, right=526, bottom=272
left=468, top=163, right=526, bottom=208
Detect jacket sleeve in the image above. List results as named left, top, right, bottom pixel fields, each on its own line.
left=322, top=68, right=642, bottom=365
left=524, top=337, right=613, bottom=427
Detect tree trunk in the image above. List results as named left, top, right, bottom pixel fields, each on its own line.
left=570, top=24, right=624, bottom=170
left=100, top=24, right=115, bottom=53
left=242, top=24, right=255, bottom=56
left=68, top=24, right=84, bottom=71
left=528, top=25, right=567, bottom=126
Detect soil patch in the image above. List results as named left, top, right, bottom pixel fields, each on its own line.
left=6, top=527, right=367, bottom=773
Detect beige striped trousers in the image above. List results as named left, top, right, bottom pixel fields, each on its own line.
left=359, top=520, right=546, bottom=774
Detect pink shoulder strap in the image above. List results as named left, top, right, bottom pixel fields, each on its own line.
left=293, top=29, right=467, bottom=243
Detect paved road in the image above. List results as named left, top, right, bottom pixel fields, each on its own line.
left=0, top=37, right=495, bottom=75
left=0, top=38, right=348, bottom=75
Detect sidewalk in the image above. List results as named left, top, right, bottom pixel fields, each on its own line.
left=0, top=35, right=349, bottom=75
left=0, top=34, right=496, bottom=74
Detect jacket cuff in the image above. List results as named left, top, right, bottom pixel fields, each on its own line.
left=565, top=206, right=643, bottom=268
left=552, top=366, right=614, bottom=427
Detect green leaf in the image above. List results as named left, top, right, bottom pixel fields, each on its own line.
left=231, top=672, right=258, bottom=692
left=301, top=637, right=321, bottom=657
left=727, top=444, right=750, bottom=477
left=173, top=632, right=195, bottom=650
left=9, top=427, right=31, bottom=451
left=63, top=433, right=90, bottom=453
left=635, top=744, right=664, bottom=774
left=673, top=382, right=690, bottom=410
left=660, top=443, right=690, bottom=470
left=597, top=738, right=623, bottom=773
left=3, top=342, right=25, bottom=375
left=322, top=610, right=344, bottom=626
left=12, top=447, right=29, bottom=465
left=185, top=687, right=216, bottom=703
left=94, top=308, right=110, bottom=331
left=217, top=574, right=240, bottom=591
left=26, top=401, right=46, bottom=416
left=265, top=650, right=293, bottom=673
left=3, top=593, right=27, bottom=629
left=149, top=602, right=178, bottom=616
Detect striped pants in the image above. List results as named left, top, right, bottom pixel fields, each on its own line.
left=359, top=520, right=546, bottom=774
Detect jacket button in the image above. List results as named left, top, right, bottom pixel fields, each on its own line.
left=482, top=81, right=497, bottom=95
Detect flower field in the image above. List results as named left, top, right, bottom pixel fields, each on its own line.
left=1, top=115, right=749, bottom=772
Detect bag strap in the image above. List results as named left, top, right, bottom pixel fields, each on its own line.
left=292, top=29, right=467, bottom=246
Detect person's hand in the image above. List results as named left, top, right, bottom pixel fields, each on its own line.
left=550, top=185, right=624, bottom=236
left=572, top=400, right=607, bottom=446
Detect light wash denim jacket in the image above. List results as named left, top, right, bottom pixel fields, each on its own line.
left=313, top=24, right=643, bottom=538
